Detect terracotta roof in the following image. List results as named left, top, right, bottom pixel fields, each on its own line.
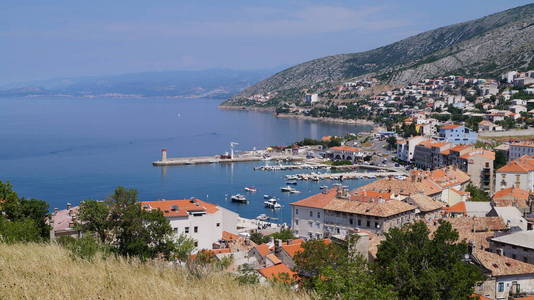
left=324, top=198, right=416, bottom=218
left=460, top=150, right=495, bottom=160
left=50, top=206, right=79, bottom=233
left=408, top=193, right=444, bottom=212
left=254, top=243, right=272, bottom=258
left=257, top=263, right=298, bottom=282
left=493, top=187, right=529, bottom=205
left=473, top=249, right=534, bottom=276
left=290, top=188, right=337, bottom=209
left=350, top=190, right=392, bottom=202
left=140, top=199, right=218, bottom=217
left=511, top=141, right=534, bottom=147
left=445, top=201, right=466, bottom=214
left=471, top=293, right=493, bottom=300
left=281, top=243, right=304, bottom=258
left=265, top=253, right=282, bottom=265
left=426, top=217, right=504, bottom=249
left=497, top=155, right=534, bottom=173
left=441, top=124, right=461, bottom=130
left=356, top=176, right=442, bottom=197
left=221, top=231, right=240, bottom=241
left=329, top=146, right=362, bottom=152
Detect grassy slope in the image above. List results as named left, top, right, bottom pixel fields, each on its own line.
left=0, top=243, right=310, bottom=300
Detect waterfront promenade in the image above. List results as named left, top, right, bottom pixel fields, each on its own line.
left=153, top=150, right=305, bottom=166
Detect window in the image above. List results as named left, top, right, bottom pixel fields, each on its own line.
left=524, top=257, right=528, bottom=263
left=350, top=219, right=353, bottom=225
left=216, top=223, right=220, bottom=227
left=173, top=227, right=178, bottom=232
left=512, top=254, right=517, bottom=259
left=185, top=227, right=190, bottom=233
left=317, top=212, right=320, bottom=218
left=375, top=222, right=379, bottom=228
left=310, top=211, right=313, bottom=217
left=296, top=208, right=299, bottom=215
left=194, top=241, right=198, bottom=247
left=194, top=226, right=198, bottom=233
left=358, top=219, right=361, bottom=226
left=336, top=227, right=340, bottom=234
left=316, top=222, right=320, bottom=228
left=498, top=282, right=504, bottom=292
left=366, top=221, right=370, bottom=227
left=295, top=219, right=299, bottom=225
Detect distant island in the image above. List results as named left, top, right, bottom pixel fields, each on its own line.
left=0, top=69, right=277, bottom=99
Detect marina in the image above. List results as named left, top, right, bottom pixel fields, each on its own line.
left=288, top=170, right=407, bottom=181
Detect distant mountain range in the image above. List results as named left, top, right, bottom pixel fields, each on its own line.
left=0, top=69, right=277, bottom=99
left=225, top=3, right=534, bottom=106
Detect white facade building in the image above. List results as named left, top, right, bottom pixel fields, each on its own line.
left=396, top=136, right=429, bottom=162
left=141, top=198, right=238, bottom=250
left=495, top=155, right=534, bottom=192
left=509, top=142, right=534, bottom=161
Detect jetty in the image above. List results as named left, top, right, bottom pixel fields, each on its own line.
left=254, top=162, right=401, bottom=173
left=152, top=148, right=305, bottom=166
left=289, top=170, right=407, bottom=181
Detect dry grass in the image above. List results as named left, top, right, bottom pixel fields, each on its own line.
left=0, top=243, right=310, bottom=300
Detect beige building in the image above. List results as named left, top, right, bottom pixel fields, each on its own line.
left=496, top=155, right=534, bottom=192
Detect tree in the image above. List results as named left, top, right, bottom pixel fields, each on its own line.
left=386, top=136, right=397, bottom=150
left=494, top=150, right=507, bottom=169
left=269, top=229, right=296, bottom=242
left=374, top=221, right=484, bottom=299
left=466, top=183, right=490, bottom=202
left=294, top=240, right=396, bottom=299
left=76, top=200, right=110, bottom=243
left=0, top=181, right=50, bottom=241
left=250, top=232, right=269, bottom=245
left=0, top=216, right=41, bottom=243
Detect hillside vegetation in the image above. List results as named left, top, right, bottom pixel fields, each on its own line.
left=0, top=243, right=309, bottom=300
left=226, top=3, right=534, bottom=106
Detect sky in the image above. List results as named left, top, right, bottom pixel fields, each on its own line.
left=1, top=0, right=533, bottom=85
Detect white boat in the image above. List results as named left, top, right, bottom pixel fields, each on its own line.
left=285, top=175, right=298, bottom=180
left=280, top=186, right=293, bottom=192
left=289, top=188, right=301, bottom=194
left=231, top=194, right=248, bottom=203
left=264, top=198, right=282, bottom=209
left=263, top=194, right=272, bottom=199
left=256, top=214, right=269, bottom=221
left=320, top=185, right=328, bottom=189
left=244, top=187, right=257, bottom=192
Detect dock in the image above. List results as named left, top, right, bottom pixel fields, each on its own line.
left=152, top=149, right=305, bottom=166
left=288, top=170, right=407, bottom=181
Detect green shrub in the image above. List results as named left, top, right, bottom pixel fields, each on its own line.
left=0, top=217, right=42, bottom=243
left=57, top=235, right=104, bottom=261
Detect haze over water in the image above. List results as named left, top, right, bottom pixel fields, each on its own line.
left=0, top=97, right=373, bottom=223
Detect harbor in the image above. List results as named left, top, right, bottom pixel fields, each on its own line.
left=285, top=170, right=407, bottom=181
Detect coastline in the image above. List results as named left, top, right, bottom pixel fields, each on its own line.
left=218, top=105, right=376, bottom=127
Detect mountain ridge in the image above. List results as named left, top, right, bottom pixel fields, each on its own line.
left=225, top=3, right=534, bottom=106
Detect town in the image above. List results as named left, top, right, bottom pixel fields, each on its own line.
left=25, top=69, right=534, bottom=300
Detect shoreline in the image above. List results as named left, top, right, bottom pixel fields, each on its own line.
left=218, top=105, right=376, bottom=127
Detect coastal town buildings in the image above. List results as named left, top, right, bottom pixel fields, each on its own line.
left=489, top=231, right=534, bottom=264
left=509, top=142, right=534, bottom=161
left=437, top=124, right=478, bottom=145
left=495, top=155, right=534, bottom=192
left=48, top=203, right=81, bottom=240
left=140, top=198, right=239, bottom=250
left=326, top=146, right=368, bottom=163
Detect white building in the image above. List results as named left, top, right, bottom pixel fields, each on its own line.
left=396, top=136, right=430, bottom=162
left=140, top=198, right=239, bottom=250
left=495, top=155, right=534, bottom=192
left=304, top=93, right=319, bottom=104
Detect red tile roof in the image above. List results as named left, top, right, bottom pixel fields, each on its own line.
left=329, top=146, right=362, bottom=152
left=473, top=249, right=534, bottom=276
left=441, top=124, right=461, bottom=130
left=492, top=187, right=529, bottom=209
left=257, top=264, right=298, bottom=283
left=497, top=155, right=534, bottom=173
left=140, top=199, right=218, bottom=217
left=290, top=188, right=337, bottom=209
left=445, top=201, right=466, bottom=214
left=254, top=243, right=272, bottom=258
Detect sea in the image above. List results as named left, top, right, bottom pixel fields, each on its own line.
left=0, top=97, right=375, bottom=224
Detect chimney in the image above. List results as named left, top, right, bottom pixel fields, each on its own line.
left=161, top=148, right=168, bottom=161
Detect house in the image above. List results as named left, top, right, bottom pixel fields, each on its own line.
left=445, top=146, right=495, bottom=192
left=492, top=187, right=531, bottom=213
left=257, top=263, right=298, bottom=284
left=48, top=203, right=81, bottom=240
left=140, top=198, right=239, bottom=250
left=478, top=120, right=503, bottom=132
left=510, top=142, right=534, bottom=161
left=438, top=124, right=478, bottom=144
left=466, top=201, right=493, bottom=217
left=327, top=146, right=367, bottom=163
left=290, top=187, right=417, bottom=238
left=495, top=155, right=534, bottom=192
left=487, top=206, right=528, bottom=231
left=412, top=141, right=453, bottom=169
left=404, top=193, right=444, bottom=221
left=490, top=231, right=534, bottom=264
left=472, top=249, right=534, bottom=299
left=248, top=243, right=274, bottom=267
left=304, top=93, right=319, bottom=104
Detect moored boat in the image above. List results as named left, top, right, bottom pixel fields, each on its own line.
left=231, top=194, right=248, bottom=203
left=244, top=187, right=257, bottom=192
left=264, top=198, right=282, bottom=209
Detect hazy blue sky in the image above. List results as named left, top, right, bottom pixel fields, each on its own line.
left=1, top=0, right=533, bottom=85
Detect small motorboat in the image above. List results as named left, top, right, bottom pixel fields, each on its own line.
left=231, top=194, right=248, bottom=203
left=256, top=214, right=269, bottom=221
left=263, top=194, right=272, bottom=199
left=285, top=175, right=298, bottom=180
left=280, top=186, right=293, bottom=192
left=289, top=188, right=301, bottom=194
left=320, top=185, right=328, bottom=189
left=286, top=181, right=297, bottom=185
left=264, top=198, right=282, bottom=209
left=244, top=187, right=257, bottom=192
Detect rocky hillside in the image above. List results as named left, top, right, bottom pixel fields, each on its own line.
left=225, top=3, right=534, bottom=106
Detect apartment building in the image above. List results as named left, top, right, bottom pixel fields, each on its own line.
left=438, top=124, right=478, bottom=145
left=489, top=231, right=534, bottom=264
left=412, top=140, right=452, bottom=169
left=396, top=136, right=429, bottom=162
left=290, top=188, right=417, bottom=239
left=140, top=198, right=238, bottom=250
left=509, top=142, right=534, bottom=161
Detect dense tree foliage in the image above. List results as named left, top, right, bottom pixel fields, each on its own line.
left=0, top=181, right=50, bottom=242
left=465, top=183, right=491, bottom=202
left=374, top=221, right=485, bottom=299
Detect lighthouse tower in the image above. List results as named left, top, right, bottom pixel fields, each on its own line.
left=161, top=148, right=168, bottom=161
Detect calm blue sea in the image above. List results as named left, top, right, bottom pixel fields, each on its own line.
left=0, top=97, right=374, bottom=224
